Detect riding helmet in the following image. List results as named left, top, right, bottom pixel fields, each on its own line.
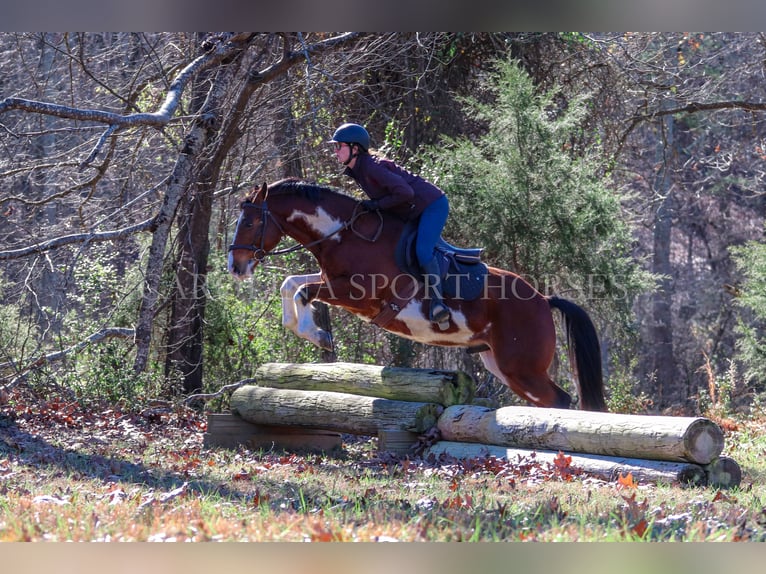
left=329, top=123, right=370, bottom=151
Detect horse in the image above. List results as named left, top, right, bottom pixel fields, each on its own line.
left=228, top=178, right=607, bottom=411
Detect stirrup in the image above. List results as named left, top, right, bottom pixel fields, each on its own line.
left=430, top=300, right=451, bottom=326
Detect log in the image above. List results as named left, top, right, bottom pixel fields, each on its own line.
left=425, top=441, right=707, bottom=487
left=437, top=405, right=724, bottom=464
left=704, top=456, right=742, bottom=489
left=203, top=413, right=342, bottom=453
left=231, top=385, right=442, bottom=435
left=253, top=362, right=474, bottom=406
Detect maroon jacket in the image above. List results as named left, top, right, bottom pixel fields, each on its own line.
left=345, top=153, right=445, bottom=221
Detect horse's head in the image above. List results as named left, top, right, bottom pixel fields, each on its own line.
left=227, top=182, right=284, bottom=279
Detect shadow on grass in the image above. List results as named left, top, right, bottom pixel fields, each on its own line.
left=0, top=411, right=308, bottom=504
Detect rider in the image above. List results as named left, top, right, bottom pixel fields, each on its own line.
left=329, top=122, right=451, bottom=325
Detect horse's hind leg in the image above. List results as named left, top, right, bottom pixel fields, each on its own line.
left=479, top=350, right=572, bottom=409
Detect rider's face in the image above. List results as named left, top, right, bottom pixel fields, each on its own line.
left=333, top=142, right=354, bottom=166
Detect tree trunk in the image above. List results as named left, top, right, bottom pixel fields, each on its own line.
left=165, top=180, right=214, bottom=393
left=647, top=111, right=677, bottom=404
left=437, top=404, right=724, bottom=464
left=165, top=49, right=220, bottom=393
left=230, top=385, right=443, bottom=435
left=133, top=55, right=229, bottom=376
left=253, top=361, right=475, bottom=406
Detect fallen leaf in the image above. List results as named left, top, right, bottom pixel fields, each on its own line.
left=617, top=472, right=638, bottom=489
left=631, top=518, right=648, bottom=538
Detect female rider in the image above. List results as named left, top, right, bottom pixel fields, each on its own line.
left=329, top=122, right=451, bottom=326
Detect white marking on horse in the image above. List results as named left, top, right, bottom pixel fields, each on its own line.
left=280, top=273, right=324, bottom=345
left=479, top=350, right=504, bottom=384
left=397, top=299, right=475, bottom=345
left=524, top=391, right=540, bottom=403
left=287, top=208, right=343, bottom=241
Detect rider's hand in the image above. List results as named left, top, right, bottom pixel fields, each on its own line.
left=361, top=199, right=379, bottom=211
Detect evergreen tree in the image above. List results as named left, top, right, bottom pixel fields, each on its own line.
left=731, top=235, right=766, bottom=387
left=423, top=59, right=652, bottom=323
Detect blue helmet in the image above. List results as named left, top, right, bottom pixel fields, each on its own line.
left=329, top=123, right=370, bottom=151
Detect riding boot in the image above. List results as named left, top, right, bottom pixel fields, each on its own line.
left=421, top=258, right=451, bottom=326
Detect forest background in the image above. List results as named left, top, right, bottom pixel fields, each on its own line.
left=2, top=32, right=766, bottom=416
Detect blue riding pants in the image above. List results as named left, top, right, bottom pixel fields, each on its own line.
left=416, top=194, right=449, bottom=267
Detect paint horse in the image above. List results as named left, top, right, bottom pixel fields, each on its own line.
left=228, top=178, right=606, bottom=410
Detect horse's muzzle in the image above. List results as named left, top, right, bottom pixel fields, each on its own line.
left=227, top=251, right=258, bottom=279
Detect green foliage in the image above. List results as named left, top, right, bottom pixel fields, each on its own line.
left=202, top=252, right=321, bottom=387
left=422, top=58, right=653, bottom=323
left=730, top=235, right=766, bottom=387
left=64, top=246, right=137, bottom=332
left=0, top=274, right=37, bottom=369
left=58, top=341, right=172, bottom=406
left=606, top=357, right=652, bottom=414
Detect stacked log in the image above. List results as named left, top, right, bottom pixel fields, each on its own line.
left=435, top=405, right=724, bottom=464
left=206, top=362, right=742, bottom=488
left=230, top=385, right=442, bottom=436
left=251, top=362, right=475, bottom=406
left=426, top=441, right=708, bottom=486
left=205, top=363, right=458, bottom=451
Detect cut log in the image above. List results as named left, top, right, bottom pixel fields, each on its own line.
left=704, top=456, right=742, bottom=489
left=231, top=385, right=442, bottom=435
left=425, top=441, right=707, bottom=487
left=437, top=405, right=724, bottom=464
left=253, top=362, right=474, bottom=406
left=203, top=413, right=341, bottom=453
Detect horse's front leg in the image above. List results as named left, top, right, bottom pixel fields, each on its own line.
left=279, top=273, right=331, bottom=350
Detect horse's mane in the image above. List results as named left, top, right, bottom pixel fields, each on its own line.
left=266, top=177, right=354, bottom=205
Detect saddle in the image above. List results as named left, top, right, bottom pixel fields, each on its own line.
left=394, top=219, right=488, bottom=301
left=370, top=219, right=488, bottom=334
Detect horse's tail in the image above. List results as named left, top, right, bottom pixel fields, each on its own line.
left=548, top=296, right=607, bottom=411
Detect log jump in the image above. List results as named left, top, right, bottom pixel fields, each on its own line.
left=436, top=404, right=724, bottom=464
left=205, top=362, right=741, bottom=488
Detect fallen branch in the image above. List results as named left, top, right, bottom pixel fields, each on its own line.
left=183, top=379, right=256, bottom=405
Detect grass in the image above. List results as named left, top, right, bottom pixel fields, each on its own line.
left=2, top=387, right=766, bottom=542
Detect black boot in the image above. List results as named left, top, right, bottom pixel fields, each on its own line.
left=421, top=258, right=451, bottom=326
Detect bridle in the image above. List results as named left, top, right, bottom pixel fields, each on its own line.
left=227, top=201, right=283, bottom=263
left=227, top=199, right=383, bottom=263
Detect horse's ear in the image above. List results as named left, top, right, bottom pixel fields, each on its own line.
left=254, top=182, right=268, bottom=202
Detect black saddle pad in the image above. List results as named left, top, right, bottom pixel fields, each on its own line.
left=395, top=219, right=488, bottom=301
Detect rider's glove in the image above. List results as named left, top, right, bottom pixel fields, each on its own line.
left=361, top=199, right=379, bottom=211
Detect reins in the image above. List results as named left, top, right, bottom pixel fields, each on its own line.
left=228, top=200, right=383, bottom=262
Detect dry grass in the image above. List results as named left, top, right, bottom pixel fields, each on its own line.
left=2, top=387, right=766, bottom=542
